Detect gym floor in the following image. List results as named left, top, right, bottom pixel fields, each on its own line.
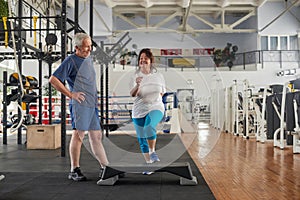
left=1, top=121, right=300, bottom=200
left=0, top=128, right=215, bottom=200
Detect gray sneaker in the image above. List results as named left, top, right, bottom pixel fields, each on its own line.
left=142, top=171, right=154, bottom=175
left=68, top=167, right=87, bottom=181
left=150, top=152, right=160, bottom=162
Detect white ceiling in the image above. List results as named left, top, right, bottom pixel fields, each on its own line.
left=98, top=0, right=270, bottom=8
left=59, top=0, right=299, bottom=33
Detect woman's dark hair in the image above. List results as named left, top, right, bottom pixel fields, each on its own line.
left=137, top=48, right=154, bottom=64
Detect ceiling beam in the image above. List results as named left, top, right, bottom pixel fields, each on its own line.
left=113, top=27, right=257, bottom=34
left=113, top=5, right=255, bottom=13
left=153, top=11, right=180, bottom=28
left=190, top=12, right=217, bottom=29
left=113, top=5, right=182, bottom=13
left=145, top=10, right=150, bottom=27
left=102, top=0, right=117, bottom=8
left=109, top=0, right=263, bottom=34
left=218, top=0, right=230, bottom=8
left=257, top=0, right=269, bottom=7
left=177, top=0, right=190, bottom=8
left=113, top=13, right=141, bottom=29
left=141, top=0, right=154, bottom=8
left=222, top=9, right=225, bottom=28
left=229, top=9, right=256, bottom=29
left=181, top=0, right=193, bottom=31
left=93, top=7, right=112, bottom=32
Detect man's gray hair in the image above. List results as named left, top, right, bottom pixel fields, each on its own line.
left=73, top=33, right=91, bottom=47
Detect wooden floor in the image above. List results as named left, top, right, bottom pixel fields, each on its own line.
left=180, top=122, right=300, bottom=200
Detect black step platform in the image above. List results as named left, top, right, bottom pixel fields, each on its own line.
left=97, top=162, right=198, bottom=186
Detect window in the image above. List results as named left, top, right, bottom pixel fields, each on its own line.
left=261, top=35, right=298, bottom=50
left=280, top=36, right=288, bottom=50
left=261, top=36, right=268, bottom=50
left=290, top=35, right=298, bottom=50
left=270, top=36, right=278, bottom=50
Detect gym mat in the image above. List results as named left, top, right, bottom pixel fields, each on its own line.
left=0, top=134, right=215, bottom=200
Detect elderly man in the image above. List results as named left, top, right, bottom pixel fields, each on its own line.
left=49, top=33, right=108, bottom=182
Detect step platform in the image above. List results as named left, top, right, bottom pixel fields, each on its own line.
left=97, top=162, right=198, bottom=186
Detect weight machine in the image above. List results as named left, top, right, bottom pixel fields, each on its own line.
left=291, top=93, right=300, bottom=153
left=253, top=86, right=269, bottom=143
left=176, top=89, right=194, bottom=121
left=274, top=79, right=300, bottom=153
left=230, top=80, right=244, bottom=136
left=269, top=84, right=286, bottom=149
left=229, top=79, right=257, bottom=138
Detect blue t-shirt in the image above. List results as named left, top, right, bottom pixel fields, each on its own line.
left=52, top=54, right=97, bottom=108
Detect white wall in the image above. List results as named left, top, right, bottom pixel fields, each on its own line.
left=258, top=2, right=300, bottom=35
left=67, top=2, right=113, bottom=37
left=193, top=33, right=258, bottom=52
left=109, top=31, right=203, bottom=50
left=108, top=62, right=297, bottom=102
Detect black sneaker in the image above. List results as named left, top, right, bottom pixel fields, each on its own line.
left=99, top=167, right=105, bottom=178
left=68, top=167, right=87, bottom=181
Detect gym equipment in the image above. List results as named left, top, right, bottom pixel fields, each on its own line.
left=100, top=95, right=133, bottom=132
left=266, top=85, right=284, bottom=140
left=45, top=33, right=58, bottom=53
left=6, top=90, right=38, bottom=129
left=241, top=80, right=257, bottom=139
left=226, top=80, right=258, bottom=138
left=210, top=78, right=225, bottom=130
left=270, top=80, right=300, bottom=151
left=97, top=162, right=197, bottom=186
left=269, top=82, right=298, bottom=150
left=292, top=93, right=300, bottom=153
left=242, top=80, right=251, bottom=139
left=230, top=80, right=244, bottom=136
left=253, top=87, right=269, bottom=143
left=162, top=92, right=179, bottom=133
left=176, top=89, right=194, bottom=121
left=1, top=2, right=67, bottom=148
left=6, top=89, right=19, bottom=106
left=224, top=87, right=232, bottom=133
left=4, top=73, right=39, bottom=134
left=9, top=72, right=27, bottom=86
left=25, top=76, right=38, bottom=89
left=285, top=80, right=300, bottom=153
left=270, top=84, right=286, bottom=149
left=45, top=33, right=58, bottom=45
left=2, top=0, right=27, bottom=138
left=10, top=111, right=35, bottom=126
left=1, top=16, right=10, bottom=48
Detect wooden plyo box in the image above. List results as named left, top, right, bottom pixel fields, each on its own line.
left=27, top=124, right=61, bottom=149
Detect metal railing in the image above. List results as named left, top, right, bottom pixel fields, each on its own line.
left=147, top=50, right=300, bottom=71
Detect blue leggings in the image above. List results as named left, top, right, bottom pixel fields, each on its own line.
left=132, top=110, right=163, bottom=153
